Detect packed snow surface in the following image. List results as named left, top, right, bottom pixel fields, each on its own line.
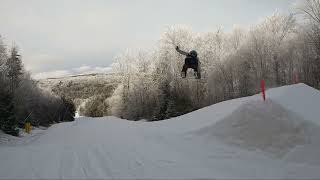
left=1, top=83, right=320, bottom=179
left=204, top=100, right=314, bottom=156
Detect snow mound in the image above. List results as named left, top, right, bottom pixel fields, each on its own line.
left=198, top=100, right=318, bottom=156
left=269, top=83, right=320, bottom=125
left=0, top=130, right=20, bottom=144
left=0, top=128, right=47, bottom=146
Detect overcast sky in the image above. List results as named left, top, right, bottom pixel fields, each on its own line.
left=0, top=0, right=296, bottom=79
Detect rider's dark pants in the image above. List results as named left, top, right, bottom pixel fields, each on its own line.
left=181, top=64, right=198, bottom=77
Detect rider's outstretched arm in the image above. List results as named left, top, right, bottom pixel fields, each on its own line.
left=176, top=46, right=189, bottom=56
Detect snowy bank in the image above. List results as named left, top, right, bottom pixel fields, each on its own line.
left=0, top=83, right=320, bottom=179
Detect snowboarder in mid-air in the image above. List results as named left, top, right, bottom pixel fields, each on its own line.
left=175, top=46, right=201, bottom=79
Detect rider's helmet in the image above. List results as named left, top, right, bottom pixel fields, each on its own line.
left=189, top=50, right=198, bottom=58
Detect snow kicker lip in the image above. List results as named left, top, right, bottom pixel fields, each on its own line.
left=197, top=99, right=318, bottom=157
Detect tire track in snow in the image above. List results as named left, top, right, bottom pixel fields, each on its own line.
left=91, top=145, right=115, bottom=179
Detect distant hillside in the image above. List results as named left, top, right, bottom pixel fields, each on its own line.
left=37, top=73, right=122, bottom=116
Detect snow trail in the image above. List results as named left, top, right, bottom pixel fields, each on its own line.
left=1, top=84, right=320, bottom=179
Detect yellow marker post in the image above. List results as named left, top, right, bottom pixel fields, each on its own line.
left=25, top=122, right=31, bottom=134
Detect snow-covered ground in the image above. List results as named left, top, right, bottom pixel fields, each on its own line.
left=1, top=83, right=320, bottom=179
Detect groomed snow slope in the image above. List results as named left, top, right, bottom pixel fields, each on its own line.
left=0, top=83, right=320, bottom=179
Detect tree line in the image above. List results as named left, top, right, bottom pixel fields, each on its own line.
left=2, top=0, right=319, bottom=125
left=98, top=0, right=319, bottom=121
left=0, top=39, right=75, bottom=136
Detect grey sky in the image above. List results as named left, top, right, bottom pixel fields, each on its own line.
left=0, top=0, right=296, bottom=78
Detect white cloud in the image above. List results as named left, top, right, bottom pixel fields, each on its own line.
left=72, top=65, right=112, bottom=75
left=23, top=53, right=65, bottom=72
left=72, top=65, right=92, bottom=73
left=33, top=65, right=112, bottom=79
left=86, top=66, right=112, bottom=74
left=33, top=70, right=71, bottom=80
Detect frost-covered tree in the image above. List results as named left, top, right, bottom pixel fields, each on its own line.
left=0, top=35, right=75, bottom=134
left=297, top=0, right=320, bottom=87
left=14, top=74, right=76, bottom=127
left=0, top=38, right=18, bottom=135
left=74, top=7, right=320, bottom=121
left=6, top=46, right=23, bottom=94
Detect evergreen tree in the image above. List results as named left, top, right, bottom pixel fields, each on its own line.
left=0, top=88, right=19, bottom=136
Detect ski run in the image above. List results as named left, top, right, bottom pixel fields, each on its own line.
left=1, top=83, right=320, bottom=179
